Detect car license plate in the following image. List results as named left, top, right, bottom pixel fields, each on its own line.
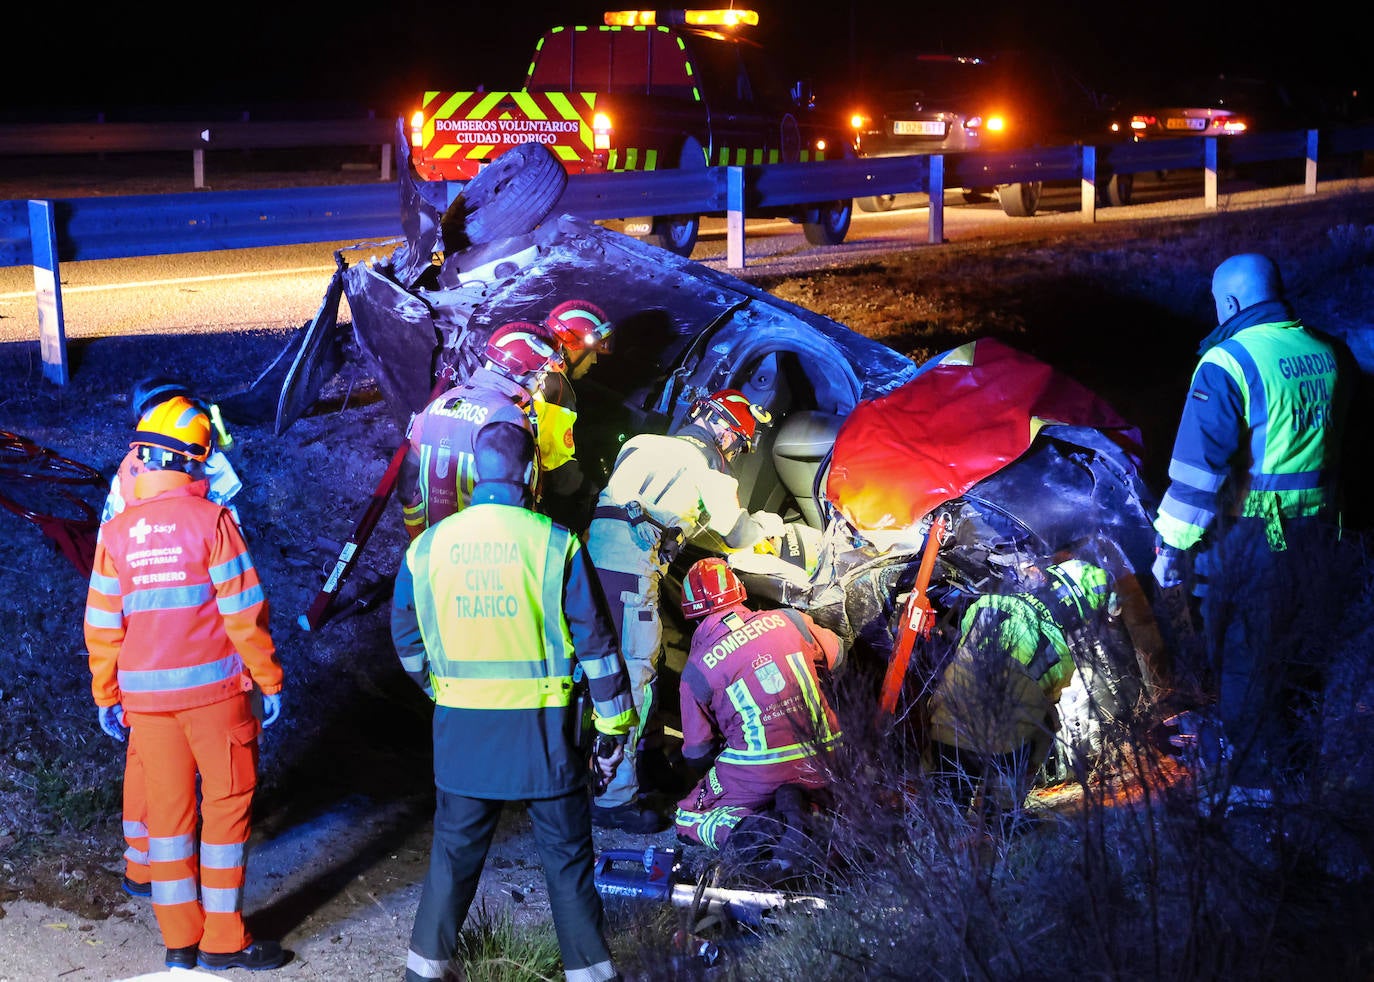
left=893, top=120, right=946, bottom=137
left=1166, top=117, right=1206, bottom=131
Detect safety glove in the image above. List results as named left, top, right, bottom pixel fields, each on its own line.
left=98, top=703, right=128, bottom=742
left=261, top=692, right=283, bottom=728
left=590, top=733, right=625, bottom=795
left=1151, top=541, right=1186, bottom=589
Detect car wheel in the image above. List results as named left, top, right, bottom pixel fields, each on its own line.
left=858, top=194, right=895, bottom=213
left=998, top=181, right=1042, bottom=217
left=1105, top=173, right=1134, bottom=207
left=643, top=137, right=706, bottom=257
left=441, top=141, right=569, bottom=251
left=803, top=199, right=853, bottom=245
left=647, top=215, right=701, bottom=257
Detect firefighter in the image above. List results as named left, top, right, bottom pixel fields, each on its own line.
left=673, top=557, right=844, bottom=869
left=392, top=421, right=637, bottom=982
left=585, top=389, right=787, bottom=832
left=397, top=322, right=565, bottom=540
left=536, top=299, right=614, bottom=533
left=1152, top=252, right=1348, bottom=806
left=98, top=380, right=242, bottom=901
left=925, top=559, right=1113, bottom=828
left=85, top=400, right=286, bottom=972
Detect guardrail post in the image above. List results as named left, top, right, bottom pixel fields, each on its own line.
left=381, top=144, right=392, bottom=182
left=1305, top=129, right=1318, bottom=195
left=194, top=148, right=206, bottom=190
left=726, top=165, right=745, bottom=270
left=1080, top=145, right=1097, bottom=222
left=27, top=200, right=69, bottom=386
left=928, top=155, right=945, bottom=245
left=1204, top=137, right=1218, bottom=209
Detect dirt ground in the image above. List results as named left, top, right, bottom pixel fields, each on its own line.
left=3, top=163, right=1373, bottom=980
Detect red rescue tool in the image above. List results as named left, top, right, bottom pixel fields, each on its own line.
left=877, top=514, right=947, bottom=718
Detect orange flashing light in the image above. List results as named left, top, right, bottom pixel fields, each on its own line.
left=603, top=9, right=759, bottom=27
left=593, top=111, right=613, bottom=151
left=410, top=110, right=424, bottom=147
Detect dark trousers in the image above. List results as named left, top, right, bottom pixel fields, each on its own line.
left=406, top=788, right=614, bottom=982
left=1202, top=517, right=1331, bottom=786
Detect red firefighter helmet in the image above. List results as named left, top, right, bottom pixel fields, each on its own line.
left=484, top=322, right=565, bottom=380
left=681, top=557, right=748, bottom=618
left=545, top=299, right=613, bottom=355
left=689, top=389, right=771, bottom=456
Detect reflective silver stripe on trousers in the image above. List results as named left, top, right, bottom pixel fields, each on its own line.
left=566, top=959, right=618, bottom=982
left=407, top=949, right=450, bottom=979
left=202, top=884, right=245, bottom=913
left=152, top=876, right=200, bottom=906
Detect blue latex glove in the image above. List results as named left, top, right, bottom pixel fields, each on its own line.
left=98, top=703, right=128, bottom=742
left=1152, top=546, right=1185, bottom=589
left=261, top=692, right=282, bottom=728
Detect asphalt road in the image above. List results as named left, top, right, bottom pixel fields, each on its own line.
left=2, top=171, right=1370, bottom=348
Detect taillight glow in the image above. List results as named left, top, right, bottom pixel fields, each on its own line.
left=410, top=110, right=424, bottom=147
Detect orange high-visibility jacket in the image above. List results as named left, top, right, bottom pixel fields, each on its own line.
left=85, top=471, right=281, bottom=713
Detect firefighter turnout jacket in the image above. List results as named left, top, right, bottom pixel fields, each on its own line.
left=1155, top=301, right=1345, bottom=554
left=397, top=368, right=539, bottom=537
left=927, top=589, right=1080, bottom=758
left=86, top=469, right=280, bottom=712
left=589, top=424, right=783, bottom=581
left=675, top=603, right=843, bottom=850
left=392, top=496, right=637, bottom=798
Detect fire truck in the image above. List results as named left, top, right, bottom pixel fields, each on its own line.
left=408, top=9, right=854, bottom=257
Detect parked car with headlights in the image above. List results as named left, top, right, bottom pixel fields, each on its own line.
left=847, top=50, right=1131, bottom=216
left=1122, top=74, right=1314, bottom=140
left=1118, top=72, right=1367, bottom=180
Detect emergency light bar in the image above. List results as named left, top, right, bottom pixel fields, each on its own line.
left=603, top=9, right=759, bottom=27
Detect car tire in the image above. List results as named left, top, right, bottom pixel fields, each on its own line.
left=998, top=181, right=1042, bottom=218
left=858, top=194, right=895, bottom=213
left=441, top=141, right=569, bottom=251
left=647, top=215, right=701, bottom=257
left=643, top=137, right=706, bottom=257
left=803, top=199, right=853, bottom=245
left=1105, top=173, right=1134, bottom=207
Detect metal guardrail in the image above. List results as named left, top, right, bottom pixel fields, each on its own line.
left=7, top=121, right=1374, bottom=384
left=0, top=117, right=398, bottom=189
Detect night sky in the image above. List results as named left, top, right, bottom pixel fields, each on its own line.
left=13, top=0, right=1365, bottom=120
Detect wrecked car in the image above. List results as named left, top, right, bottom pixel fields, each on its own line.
left=270, top=132, right=1165, bottom=783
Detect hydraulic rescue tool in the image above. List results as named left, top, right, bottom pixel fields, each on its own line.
left=593, top=847, right=827, bottom=927
left=877, top=513, right=947, bottom=719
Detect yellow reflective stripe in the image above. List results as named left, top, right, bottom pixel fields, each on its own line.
left=512, top=91, right=549, bottom=120
left=472, top=91, right=507, bottom=117
left=790, top=650, right=838, bottom=744
left=554, top=146, right=583, bottom=164
left=433, top=674, right=574, bottom=710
